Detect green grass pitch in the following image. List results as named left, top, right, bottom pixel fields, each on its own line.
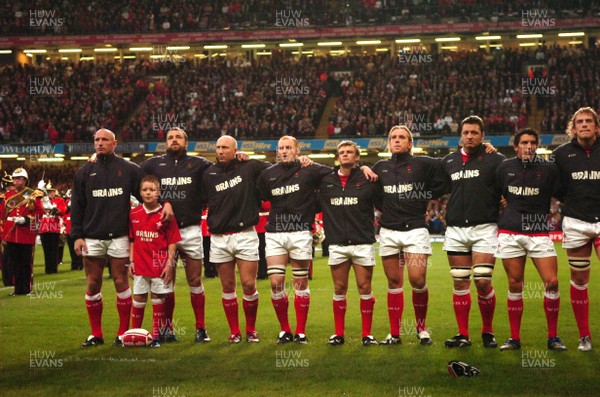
left=0, top=243, right=598, bottom=397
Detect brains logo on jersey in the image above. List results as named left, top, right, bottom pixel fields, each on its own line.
left=406, top=165, right=412, bottom=173
left=117, top=169, right=123, bottom=177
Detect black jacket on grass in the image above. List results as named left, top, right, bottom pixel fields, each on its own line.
left=317, top=167, right=378, bottom=245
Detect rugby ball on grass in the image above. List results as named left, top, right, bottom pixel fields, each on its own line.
left=122, top=328, right=153, bottom=347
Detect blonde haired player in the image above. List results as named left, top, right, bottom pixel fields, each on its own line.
left=553, top=107, right=600, bottom=351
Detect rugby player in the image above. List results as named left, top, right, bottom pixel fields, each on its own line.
left=440, top=116, right=505, bottom=348
left=553, top=107, right=600, bottom=351
left=72, top=129, right=145, bottom=347
left=202, top=136, right=270, bottom=343
left=258, top=136, right=377, bottom=343
left=373, top=125, right=447, bottom=346
left=496, top=128, right=567, bottom=351
left=318, top=141, right=379, bottom=346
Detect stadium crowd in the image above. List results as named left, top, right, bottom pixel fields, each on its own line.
left=123, top=56, right=328, bottom=140
left=0, top=46, right=599, bottom=142
left=540, top=45, right=600, bottom=133
left=0, top=61, right=147, bottom=143
left=327, top=50, right=529, bottom=137
left=2, top=0, right=598, bottom=35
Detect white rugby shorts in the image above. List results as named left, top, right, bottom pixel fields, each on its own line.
left=379, top=227, right=432, bottom=256
left=265, top=231, right=313, bottom=260
left=443, top=223, right=498, bottom=254
left=210, top=228, right=259, bottom=263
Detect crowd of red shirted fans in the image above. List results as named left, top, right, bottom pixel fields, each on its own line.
left=1, top=46, right=599, bottom=143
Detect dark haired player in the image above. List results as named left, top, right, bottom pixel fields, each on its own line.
left=441, top=116, right=505, bottom=348
left=496, top=128, right=566, bottom=351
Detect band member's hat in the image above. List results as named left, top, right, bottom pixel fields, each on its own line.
left=2, top=171, right=13, bottom=185
left=12, top=168, right=28, bottom=180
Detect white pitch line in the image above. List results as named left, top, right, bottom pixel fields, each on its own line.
left=0, top=275, right=86, bottom=291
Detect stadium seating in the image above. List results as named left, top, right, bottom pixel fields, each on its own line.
left=2, top=1, right=598, bottom=35
left=1, top=46, right=599, bottom=142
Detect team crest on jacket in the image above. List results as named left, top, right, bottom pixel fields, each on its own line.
left=535, top=170, right=542, bottom=180
left=406, top=165, right=412, bottom=173
left=117, top=169, right=123, bottom=176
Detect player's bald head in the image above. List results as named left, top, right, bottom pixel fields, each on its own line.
left=95, top=128, right=116, bottom=141
left=216, top=135, right=237, bottom=149
left=94, top=128, right=117, bottom=155
left=216, top=135, right=238, bottom=164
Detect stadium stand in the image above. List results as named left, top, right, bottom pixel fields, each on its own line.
left=2, top=46, right=598, bottom=142
left=2, top=1, right=599, bottom=35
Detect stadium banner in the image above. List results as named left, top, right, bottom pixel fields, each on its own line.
left=0, top=134, right=570, bottom=156
left=0, top=144, right=62, bottom=155
left=1, top=18, right=597, bottom=46
left=63, top=143, right=147, bottom=154
left=135, top=134, right=562, bottom=152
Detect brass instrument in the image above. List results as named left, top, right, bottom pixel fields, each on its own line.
left=26, top=188, right=45, bottom=210
left=4, top=187, right=44, bottom=213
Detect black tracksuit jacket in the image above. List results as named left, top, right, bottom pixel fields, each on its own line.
left=202, top=159, right=270, bottom=234
left=258, top=160, right=331, bottom=233
left=373, top=152, right=446, bottom=231
left=553, top=138, right=600, bottom=223
left=317, top=167, right=378, bottom=245
left=141, top=151, right=212, bottom=229
left=71, top=153, right=143, bottom=240
left=496, top=156, right=560, bottom=234
left=441, top=145, right=506, bottom=227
